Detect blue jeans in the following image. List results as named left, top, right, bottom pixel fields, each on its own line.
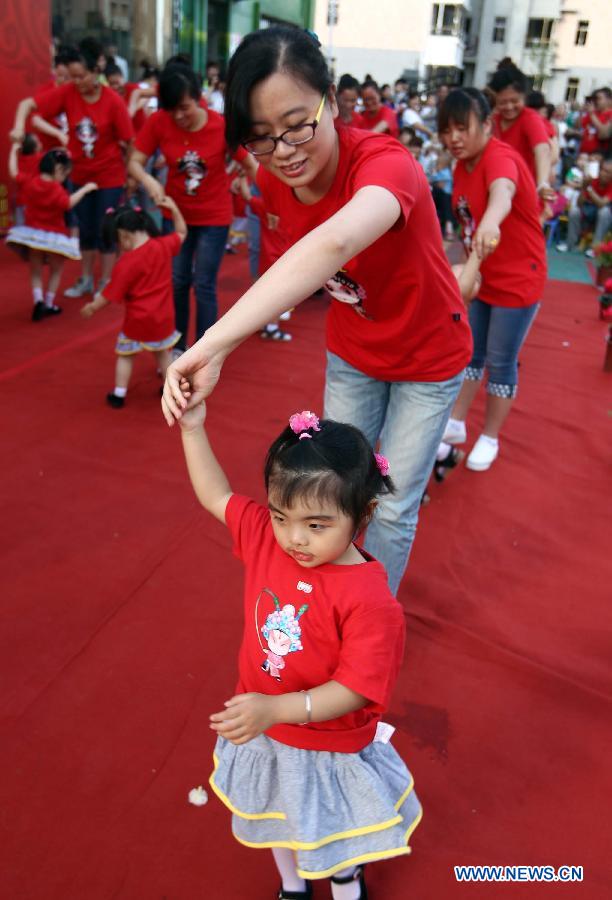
left=324, top=352, right=464, bottom=594
left=163, top=221, right=229, bottom=349
left=466, top=300, right=540, bottom=398
left=72, top=185, right=124, bottom=252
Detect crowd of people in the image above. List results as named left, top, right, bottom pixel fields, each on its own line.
left=5, top=28, right=611, bottom=900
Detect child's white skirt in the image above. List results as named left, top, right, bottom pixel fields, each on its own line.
left=209, top=733, right=422, bottom=880
left=6, top=226, right=81, bottom=260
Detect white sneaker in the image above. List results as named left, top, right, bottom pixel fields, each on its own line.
left=585, top=248, right=595, bottom=259
left=466, top=435, right=499, bottom=471
left=279, top=310, right=292, bottom=322
left=64, top=276, right=94, bottom=298
left=555, top=242, right=569, bottom=253
left=442, top=418, right=467, bottom=445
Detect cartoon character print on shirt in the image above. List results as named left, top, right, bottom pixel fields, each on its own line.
left=325, top=268, right=371, bottom=319
left=178, top=150, right=208, bottom=196
left=257, top=589, right=308, bottom=681
left=455, top=195, right=475, bottom=253
left=75, top=117, right=99, bottom=158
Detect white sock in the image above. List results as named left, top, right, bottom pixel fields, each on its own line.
left=44, top=291, right=56, bottom=308
left=480, top=434, right=499, bottom=446
left=33, top=287, right=43, bottom=305
left=448, top=417, right=464, bottom=428
left=436, top=441, right=452, bottom=461
left=271, top=847, right=306, bottom=893
left=331, top=866, right=361, bottom=900
left=113, top=386, right=128, bottom=398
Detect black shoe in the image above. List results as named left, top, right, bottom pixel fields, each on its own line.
left=433, top=446, right=465, bottom=483
left=331, top=865, right=367, bottom=899
left=106, top=392, right=125, bottom=409
left=32, top=302, right=46, bottom=322
left=43, top=304, right=63, bottom=316
left=277, top=882, right=312, bottom=899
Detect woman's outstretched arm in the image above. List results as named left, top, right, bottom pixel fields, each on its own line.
left=161, top=184, right=402, bottom=424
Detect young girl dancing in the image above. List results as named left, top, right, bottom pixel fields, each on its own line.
left=178, top=401, right=422, bottom=899
left=81, top=197, right=186, bottom=408
left=6, top=148, right=96, bottom=321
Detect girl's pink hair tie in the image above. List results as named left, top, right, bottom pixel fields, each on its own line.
left=375, top=453, right=390, bottom=476
left=289, top=410, right=321, bottom=440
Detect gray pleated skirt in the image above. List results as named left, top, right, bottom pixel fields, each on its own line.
left=209, top=733, right=423, bottom=880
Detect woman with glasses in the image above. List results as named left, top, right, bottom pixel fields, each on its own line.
left=128, top=63, right=257, bottom=354
left=162, top=27, right=472, bottom=599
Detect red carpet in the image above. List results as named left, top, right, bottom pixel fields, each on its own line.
left=0, top=244, right=609, bottom=899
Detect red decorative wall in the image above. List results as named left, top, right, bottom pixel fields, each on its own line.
left=0, top=0, right=51, bottom=232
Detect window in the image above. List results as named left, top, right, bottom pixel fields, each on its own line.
left=565, top=77, right=579, bottom=102
left=492, top=16, right=506, bottom=43
left=327, top=0, right=339, bottom=26
left=525, top=18, right=554, bottom=47
left=575, top=20, right=588, bottom=46
left=431, top=4, right=463, bottom=37
left=532, top=74, right=546, bottom=90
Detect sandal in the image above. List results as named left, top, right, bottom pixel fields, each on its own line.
left=277, top=882, right=312, bottom=899
left=260, top=326, right=292, bottom=342
left=330, top=865, right=368, bottom=899
left=433, top=446, right=465, bottom=483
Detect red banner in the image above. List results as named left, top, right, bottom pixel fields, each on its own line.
left=0, top=0, right=51, bottom=232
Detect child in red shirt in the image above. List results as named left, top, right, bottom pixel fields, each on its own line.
left=6, top=148, right=97, bottom=321
left=8, top=133, right=43, bottom=225
left=177, top=401, right=422, bottom=897
left=239, top=175, right=294, bottom=341
left=81, top=198, right=186, bottom=408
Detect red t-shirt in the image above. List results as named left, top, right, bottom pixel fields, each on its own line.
left=35, top=83, right=133, bottom=188
left=15, top=152, right=43, bottom=206
left=103, top=232, right=181, bottom=341
left=543, top=118, right=556, bottom=140
left=19, top=174, right=70, bottom=233
left=580, top=109, right=612, bottom=154
left=589, top=177, right=612, bottom=203
left=361, top=105, right=399, bottom=139
left=135, top=108, right=247, bottom=226
left=335, top=111, right=366, bottom=130
left=257, top=127, right=472, bottom=381
left=452, top=137, right=546, bottom=308
left=121, top=82, right=146, bottom=133
left=492, top=107, right=549, bottom=183
left=248, top=195, right=293, bottom=273
left=226, top=493, right=405, bottom=753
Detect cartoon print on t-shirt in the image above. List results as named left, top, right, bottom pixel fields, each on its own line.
left=257, top=589, right=308, bottom=681
left=75, top=117, right=98, bottom=158
left=325, top=269, right=371, bottom=319
left=455, top=195, right=475, bottom=253
left=178, top=150, right=208, bottom=195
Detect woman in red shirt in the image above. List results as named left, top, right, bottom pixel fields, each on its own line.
left=489, top=63, right=554, bottom=205
left=360, top=80, right=399, bottom=138
left=10, top=38, right=134, bottom=298
left=439, top=87, right=547, bottom=471
left=129, top=63, right=257, bottom=353
left=162, top=26, right=472, bottom=598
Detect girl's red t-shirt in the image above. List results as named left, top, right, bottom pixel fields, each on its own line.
left=492, top=106, right=549, bottom=183
left=102, top=232, right=182, bottom=341
left=452, top=137, right=547, bottom=308
left=19, top=175, right=70, bottom=233
left=35, top=83, right=133, bottom=187
left=361, top=105, right=399, bottom=138
left=226, top=493, right=406, bottom=753
left=135, top=108, right=247, bottom=226
left=257, top=127, right=472, bottom=382
left=15, top=152, right=43, bottom=206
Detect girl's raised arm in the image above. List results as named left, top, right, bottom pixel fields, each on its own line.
left=180, top=400, right=233, bottom=524
left=162, top=185, right=401, bottom=423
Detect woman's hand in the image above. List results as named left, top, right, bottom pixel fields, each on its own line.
left=80, top=302, right=96, bottom=318
left=210, top=693, right=277, bottom=745
left=161, top=343, right=227, bottom=426
left=473, top=222, right=501, bottom=260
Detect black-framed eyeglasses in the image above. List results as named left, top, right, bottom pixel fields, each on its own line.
left=242, top=94, right=326, bottom=156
